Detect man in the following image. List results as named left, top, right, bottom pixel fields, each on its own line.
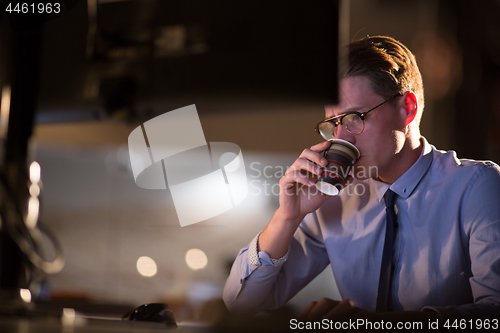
left=223, top=36, right=500, bottom=322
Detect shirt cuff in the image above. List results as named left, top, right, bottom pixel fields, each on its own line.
left=247, top=230, right=289, bottom=267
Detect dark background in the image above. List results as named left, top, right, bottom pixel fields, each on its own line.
left=0, top=0, right=499, bottom=321
left=3, top=0, right=499, bottom=159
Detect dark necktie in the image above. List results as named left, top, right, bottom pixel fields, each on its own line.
left=376, top=189, right=398, bottom=312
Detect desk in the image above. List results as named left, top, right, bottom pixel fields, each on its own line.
left=0, top=316, right=213, bottom=333
left=0, top=299, right=210, bottom=333
left=0, top=300, right=294, bottom=333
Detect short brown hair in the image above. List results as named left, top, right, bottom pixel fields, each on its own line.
left=344, top=36, right=425, bottom=117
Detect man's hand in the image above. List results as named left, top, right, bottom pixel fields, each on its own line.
left=259, top=141, right=353, bottom=259
left=277, top=141, right=333, bottom=224
left=298, top=297, right=441, bottom=331
left=298, top=298, right=369, bottom=321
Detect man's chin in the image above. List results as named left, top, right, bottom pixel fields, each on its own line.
left=352, top=162, right=379, bottom=180
left=352, top=172, right=370, bottom=181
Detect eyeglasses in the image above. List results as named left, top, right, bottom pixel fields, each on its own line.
left=315, top=94, right=402, bottom=141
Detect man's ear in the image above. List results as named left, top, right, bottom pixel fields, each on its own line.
left=403, top=92, right=418, bottom=126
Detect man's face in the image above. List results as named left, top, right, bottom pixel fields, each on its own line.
left=324, top=75, right=407, bottom=182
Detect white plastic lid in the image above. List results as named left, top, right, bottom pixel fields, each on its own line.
left=316, top=181, right=340, bottom=196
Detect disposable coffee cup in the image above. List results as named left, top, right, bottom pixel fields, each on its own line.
left=316, top=139, right=360, bottom=196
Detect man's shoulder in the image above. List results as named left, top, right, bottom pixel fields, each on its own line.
left=430, top=145, right=500, bottom=179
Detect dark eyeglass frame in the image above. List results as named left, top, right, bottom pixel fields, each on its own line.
left=315, top=93, right=402, bottom=138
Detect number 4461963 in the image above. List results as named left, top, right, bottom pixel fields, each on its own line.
left=444, top=319, right=498, bottom=330
left=5, top=2, right=61, bottom=14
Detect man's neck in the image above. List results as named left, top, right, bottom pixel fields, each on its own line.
left=378, top=136, right=423, bottom=184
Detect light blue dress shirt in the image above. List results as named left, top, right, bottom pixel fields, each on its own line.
left=223, top=138, right=500, bottom=320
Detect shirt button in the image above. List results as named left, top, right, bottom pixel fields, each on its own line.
left=240, top=279, right=243, bottom=284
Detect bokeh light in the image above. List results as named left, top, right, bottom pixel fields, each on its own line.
left=185, top=248, right=208, bottom=270
left=20, top=288, right=31, bottom=303
left=30, top=161, right=41, bottom=184
left=136, top=256, right=158, bottom=277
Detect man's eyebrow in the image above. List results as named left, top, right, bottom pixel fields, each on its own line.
left=342, top=107, right=361, bottom=114
left=328, top=107, right=361, bottom=119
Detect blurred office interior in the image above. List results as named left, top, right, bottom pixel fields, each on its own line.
left=1, top=0, right=500, bottom=323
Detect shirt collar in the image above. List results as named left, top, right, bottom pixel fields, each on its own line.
left=372, top=137, right=434, bottom=202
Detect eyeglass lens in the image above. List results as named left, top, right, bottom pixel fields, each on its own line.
left=318, top=113, right=364, bottom=140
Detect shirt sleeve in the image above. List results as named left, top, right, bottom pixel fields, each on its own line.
left=423, top=162, right=500, bottom=320
left=247, top=230, right=289, bottom=267
left=222, top=212, right=331, bottom=315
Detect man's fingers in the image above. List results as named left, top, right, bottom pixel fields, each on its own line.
left=323, top=299, right=356, bottom=320
left=286, top=159, right=323, bottom=181
left=298, top=299, right=368, bottom=323
left=283, top=142, right=331, bottom=188
left=310, top=140, right=332, bottom=153
left=281, top=172, right=312, bottom=189
left=298, top=301, right=317, bottom=320
left=299, top=144, right=330, bottom=167
left=301, top=298, right=340, bottom=321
